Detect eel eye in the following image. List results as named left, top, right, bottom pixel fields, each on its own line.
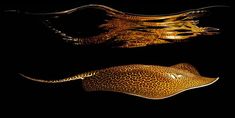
left=168, top=73, right=183, bottom=79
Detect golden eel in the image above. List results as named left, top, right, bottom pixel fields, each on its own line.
left=20, top=63, right=219, bottom=99
left=9, top=4, right=222, bottom=48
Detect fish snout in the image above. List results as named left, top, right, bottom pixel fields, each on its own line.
left=192, top=76, right=219, bottom=89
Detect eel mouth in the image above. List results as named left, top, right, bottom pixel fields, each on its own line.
left=150, top=77, right=220, bottom=100
left=194, top=77, right=220, bottom=89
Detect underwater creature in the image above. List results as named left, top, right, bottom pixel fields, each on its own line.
left=9, top=4, right=221, bottom=48
left=20, top=63, right=219, bottom=99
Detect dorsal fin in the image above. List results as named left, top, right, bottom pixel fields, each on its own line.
left=171, top=63, right=200, bottom=75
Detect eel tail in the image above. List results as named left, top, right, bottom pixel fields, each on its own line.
left=19, top=72, right=96, bottom=83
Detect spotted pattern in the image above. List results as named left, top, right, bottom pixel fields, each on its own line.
left=21, top=64, right=218, bottom=99
left=82, top=64, right=217, bottom=99
left=42, top=4, right=219, bottom=48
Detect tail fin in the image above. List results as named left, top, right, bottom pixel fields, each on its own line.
left=19, top=72, right=96, bottom=83
left=3, top=4, right=119, bottom=17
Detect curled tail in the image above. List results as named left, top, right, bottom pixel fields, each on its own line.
left=19, top=72, right=96, bottom=83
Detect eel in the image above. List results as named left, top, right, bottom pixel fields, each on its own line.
left=8, top=4, right=222, bottom=48
left=20, top=63, right=219, bottom=100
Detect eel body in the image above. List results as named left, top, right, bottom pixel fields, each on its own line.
left=21, top=63, right=219, bottom=99
left=11, top=4, right=221, bottom=48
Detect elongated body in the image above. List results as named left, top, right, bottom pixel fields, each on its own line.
left=21, top=63, right=219, bottom=99
left=10, top=4, right=221, bottom=48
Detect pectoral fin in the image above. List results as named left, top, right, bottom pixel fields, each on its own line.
left=171, top=63, right=200, bottom=75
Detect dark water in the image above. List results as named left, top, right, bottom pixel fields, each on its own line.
left=1, top=0, right=232, bottom=115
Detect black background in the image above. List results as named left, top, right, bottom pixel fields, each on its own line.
left=1, top=0, right=233, bottom=116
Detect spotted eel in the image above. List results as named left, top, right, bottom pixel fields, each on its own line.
left=8, top=4, right=223, bottom=48
left=20, top=63, right=219, bottom=99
